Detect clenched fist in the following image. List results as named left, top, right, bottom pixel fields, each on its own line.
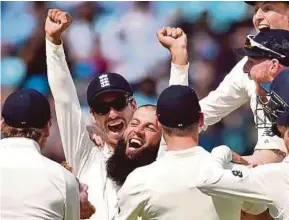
left=157, top=27, right=188, bottom=65
left=45, top=9, right=72, bottom=45
left=157, top=27, right=187, bottom=52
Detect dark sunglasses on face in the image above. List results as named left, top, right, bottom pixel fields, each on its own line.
left=91, top=96, right=133, bottom=115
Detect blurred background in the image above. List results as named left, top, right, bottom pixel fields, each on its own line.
left=1, top=1, right=257, bottom=162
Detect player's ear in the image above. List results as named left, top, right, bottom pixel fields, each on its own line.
left=276, top=124, right=287, bottom=138
left=198, top=112, right=204, bottom=129
left=0, top=119, right=5, bottom=128
left=89, top=108, right=97, bottom=123
left=269, top=59, right=280, bottom=81
left=156, top=119, right=162, bottom=132
left=129, top=98, right=137, bottom=113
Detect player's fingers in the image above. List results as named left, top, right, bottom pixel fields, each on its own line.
left=171, top=28, right=177, bottom=38
left=232, top=152, right=249, bottom=165
left=47, top=9, right=53, bottom=19
left=176, top=27, right=184, bottom=37
left=156, top=27, right=166, bottom=38
left=55, top=11, right=63, bottom=23
left=59, top=12, right=72, bottom=26
left=165, top=26, right=172, bottom=36
left=94, top=136, right=104, bottom=148
left=50, top=9, right=60, bottom=21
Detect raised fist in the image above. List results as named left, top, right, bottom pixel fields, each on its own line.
left=157, top=27, right=187, bottom=52
left=45, top=9, right=72, bottom=45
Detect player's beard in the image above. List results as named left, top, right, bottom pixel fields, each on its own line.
left=106, top=140, right=160, bottom=187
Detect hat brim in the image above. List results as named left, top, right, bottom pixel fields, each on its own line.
left=235, top=47, right=264, bottom=58
left=245, top=1, right=289, bottom=6
left=244, top=1, right=256, bottom=6
left=91, top=88, right=132, bottom=101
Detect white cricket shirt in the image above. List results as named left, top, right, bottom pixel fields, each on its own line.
left=201, top=146, right=289, bottom=220
left=116, top=146, right=243, bottom=220
left=0, top=137, right=79, bottom=220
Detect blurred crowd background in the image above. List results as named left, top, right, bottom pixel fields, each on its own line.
left=1, top=1, right=257, bottom=162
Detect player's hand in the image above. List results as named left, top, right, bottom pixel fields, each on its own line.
left=45, top=9, right=72, bottom=45
left=157, top=27, right=187, bottom=51
left=231, top=151, right=250, bottom=166
left=86, top=124, right=104, bottom=148
left=157, top=27, right=188, bottom=65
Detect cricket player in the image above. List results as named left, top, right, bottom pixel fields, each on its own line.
left=200, top=67, right=289, bottom=220
left=116, top=85, right=247, bottom=220
left=0, top=89, right=79, bottom=220
left=45, top=9, right=188, bottom=220
left=106, top=105, right=162, bottom=188
left=158, top=1, right=289, bottom=166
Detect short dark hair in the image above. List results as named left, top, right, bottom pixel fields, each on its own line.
left=161, top=123, right=198, bottom=137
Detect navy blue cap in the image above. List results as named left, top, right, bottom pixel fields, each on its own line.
left=2, top=89, right=51, bottom=129
left=157, top=85, right=200, bottom=128
left=235, top=29, right=289, bottom=66
left=87, top=73, right=133, bottom=106
left=245, top=1, right=289, bottom=6
left=270, top=68, right=289, bottom=125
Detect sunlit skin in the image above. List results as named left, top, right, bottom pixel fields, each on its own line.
left=123, top=106, right=161, bottom=159
left=90, top=92, right=136, bottom=148
left=243, top=57, right=285, bottom=95
left=246, top=2, right=289, bottom=95
left=277, top=125, right=289, bottom=152
left=253, top=2, right=289, bottom=32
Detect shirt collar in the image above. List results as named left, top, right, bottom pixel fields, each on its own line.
left=283, top=156, right=289, bottom=163
left=102, top=142, right=114, bottom=159
left=162, top=146, right=207, bottom=158
left=0, top=137, right=41, bottom=153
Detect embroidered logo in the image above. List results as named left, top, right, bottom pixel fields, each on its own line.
left=99, top=74, right=110, bottom=88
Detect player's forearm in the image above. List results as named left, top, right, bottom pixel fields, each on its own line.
left=46, top=38, right=79, bottom=104
left=171, top=46, right=188, bottom=66
left=243, top=149, right=285, bottom=166
left=169, top=47, right=189, bottom=87
left=200, top=168, right=273, bottom=205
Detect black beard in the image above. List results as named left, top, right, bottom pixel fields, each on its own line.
left=106, top=140, right=160, bottom=187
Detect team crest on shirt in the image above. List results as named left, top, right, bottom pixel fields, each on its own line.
left=99, top=74, right=110, bottom=88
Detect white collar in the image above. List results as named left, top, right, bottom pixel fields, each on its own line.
left=0, top=137, right=41, bottom=153
left=102, top=142, right=114, bottom=159
left=283, top=156, right=289, bottom=163
left=162, top=146, right=207, bottom=158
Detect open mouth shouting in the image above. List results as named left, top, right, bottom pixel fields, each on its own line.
left=107, top=119, right=125, bottom=134
left=126, top=136, right=145, bottom=156
left=129, top=138, right=144, bottom=149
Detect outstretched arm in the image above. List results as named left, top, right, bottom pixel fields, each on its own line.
left=156, top=27, right=189, bottom=158
left=45, top=9, right=94, bottom=175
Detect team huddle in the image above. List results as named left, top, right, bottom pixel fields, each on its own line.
left=2, top=1, right=289, bottom=220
